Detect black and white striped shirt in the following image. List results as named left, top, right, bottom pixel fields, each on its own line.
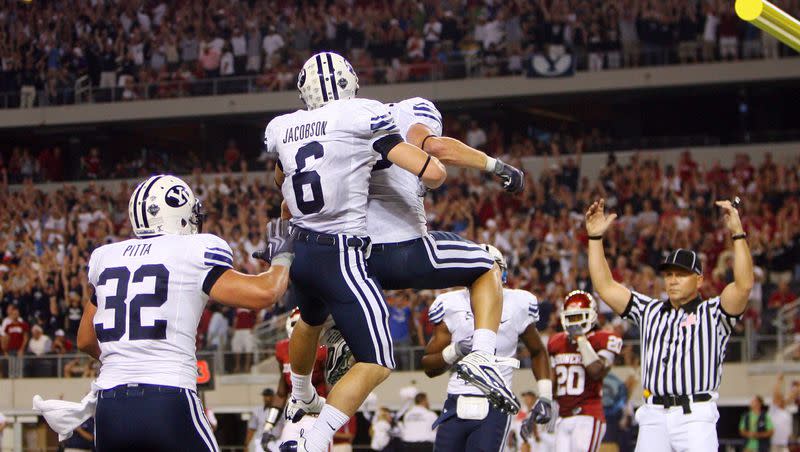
left=622, top=291, right=741, bottom=397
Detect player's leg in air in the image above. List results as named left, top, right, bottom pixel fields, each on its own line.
left=358, top=97, right=526, bottom=413
left=264, top=52, right=445, bottom=452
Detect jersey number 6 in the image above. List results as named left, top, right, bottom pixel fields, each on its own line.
left=292, top=141, right=325, bottom=214
left=95, top=264, right=170, bottom=342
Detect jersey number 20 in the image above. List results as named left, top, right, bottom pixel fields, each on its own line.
left=556, top=365, right=586, bottom=396
left=292, top=141, right=325, bottom=214
left=95, top=264, right=169, bottom=342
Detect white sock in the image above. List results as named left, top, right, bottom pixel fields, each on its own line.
left=305, top=404, right=349, bottom=452
left=290, top=371, right=314, bottom=400
left=472, top=328, right=497, bottom=354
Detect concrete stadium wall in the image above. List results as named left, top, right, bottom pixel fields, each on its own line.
left=3, top=362, right=799, bottom=414
left=0, top=58, right=796, bottom=129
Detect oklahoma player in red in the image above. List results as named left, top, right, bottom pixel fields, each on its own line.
left=548, top=290, right=623, bottom=452
left=261, top=309, right=329, bottom=450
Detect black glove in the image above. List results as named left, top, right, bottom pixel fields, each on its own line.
left=565, top=324, right=585, bottom=339
left=493, top=159, right=525, bottom=193
left=260, top=430, right=276, bottom=449
left=252, top=219, right=294, bottom=264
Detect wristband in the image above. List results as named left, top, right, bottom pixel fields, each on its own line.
left=588, top=235, right=603, bottom=240
left=537, top=379, right=553, bottom=401
left=442, top=343, right=460, bottom=365
left=420, top=134, right=435, bottom=151
left=485, top=157, right=498, bottom=173
left=732, top=233, right=747, bottom=241
left=264, top=406, right=281, bottom=427
left=418, top=155, right=432, bottom=178
left=271, top=253, right=294, bottom=267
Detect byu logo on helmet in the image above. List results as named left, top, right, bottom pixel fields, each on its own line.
left=128, top=175, right=204, bottom=237
left=297, top=52, right=359, bottom=110
left=165, top=185, right=190, bottom=207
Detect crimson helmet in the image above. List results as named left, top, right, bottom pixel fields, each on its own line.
left=560, top=290, right=598, bottom=335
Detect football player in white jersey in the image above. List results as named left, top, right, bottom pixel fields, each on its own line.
left=420, top=245, right=555, bottom=452
left=266, top=52, right=446, bottom=452
left=363, top=97, right=526, bottom=413
left=75, top=175, right=294, bottom=452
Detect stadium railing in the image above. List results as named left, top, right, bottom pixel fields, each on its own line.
left=775, top=297, right=800, bottom=360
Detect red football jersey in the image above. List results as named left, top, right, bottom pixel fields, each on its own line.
left=548, top=330, right=623, bottom=420
left=275, top=339, right=329, bottom=397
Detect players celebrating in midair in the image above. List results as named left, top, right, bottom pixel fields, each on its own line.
left=267, top=51, right=446, bottom=452
left=546, top=290, right=623, bottom=452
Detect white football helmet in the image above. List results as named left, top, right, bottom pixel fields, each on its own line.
left=560, top=290, right=598, bottom=336
left=285, top=308, right=301, bottom=338
left=481, top=244, right=508, bottom=284
left=297, top=51, right=359, bottom=110
left=128, top=175, right=204, bottom=238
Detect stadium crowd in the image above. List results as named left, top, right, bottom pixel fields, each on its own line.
left=0, top=0, right=798, bottom=106
left=1, top=142, right=798, bottom=375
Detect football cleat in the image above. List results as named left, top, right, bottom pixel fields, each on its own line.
left=285, top=392, right=325, bottom=423
left=324, top=327, right=354, bottom=386
left=455, top=351, right=521, bottom=414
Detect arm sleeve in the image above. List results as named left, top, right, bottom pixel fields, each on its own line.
left=406, top=97, right=443, bottom=136
left=428, top=296, right=446, bottom=325
left=518, top=291, right=540, bottom=332
left=358, top=100, right=403, bottom=158
left=712, top=296, right=742, bottom=334
left=621, top=290, right=655, bottom=326
left=193, top=234, right=235, bottom=296
left=263, top=120, right=278, bottom=153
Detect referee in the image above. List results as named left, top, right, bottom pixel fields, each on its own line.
left=585, top=198, right=753, bottom=452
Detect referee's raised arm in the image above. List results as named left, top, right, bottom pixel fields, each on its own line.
left=716, top=200, right=755, bottom=316
left=584, top=199, right=631, bottom=315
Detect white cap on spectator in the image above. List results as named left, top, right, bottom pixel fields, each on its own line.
left=32, top=325, right=43, bottom=334
left=55, top=329, right=65, bottom=337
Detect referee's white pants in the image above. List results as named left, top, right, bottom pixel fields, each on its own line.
left=634, top=400, right=719, bottom=452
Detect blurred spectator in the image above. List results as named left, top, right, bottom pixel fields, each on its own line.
left=27, top=325, right=51, bottom=356
left=51, top=329, right=73, bottom=354
left=466, top=120, right=487, bottom=151
left=739, top=396, right=773, bottom=452
left=2, top=305, right=29, bottom=356
left=770, top=374, right=794, bottom=452
left=399, top=393, right=436, bottom=452
left=232, top=308, right=256, bottom=373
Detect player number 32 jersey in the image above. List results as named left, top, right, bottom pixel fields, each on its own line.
left=88, top=233, right=234, bottom=391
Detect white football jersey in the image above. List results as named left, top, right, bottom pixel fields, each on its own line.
left=87, top=233, right=233, bottom=390
left=429, top=288, right=540, bottom=396
left=367, top=97, right=443, bottom=244
left=265, top=98, right=400, bottom=236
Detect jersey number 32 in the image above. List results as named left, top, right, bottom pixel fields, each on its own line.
left=95, top=264, right=169, bottom=342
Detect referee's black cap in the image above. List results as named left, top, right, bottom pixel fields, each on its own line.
left=262, top=388, right=275, bottom=396
left=659, top=249, right=702, bottom=275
